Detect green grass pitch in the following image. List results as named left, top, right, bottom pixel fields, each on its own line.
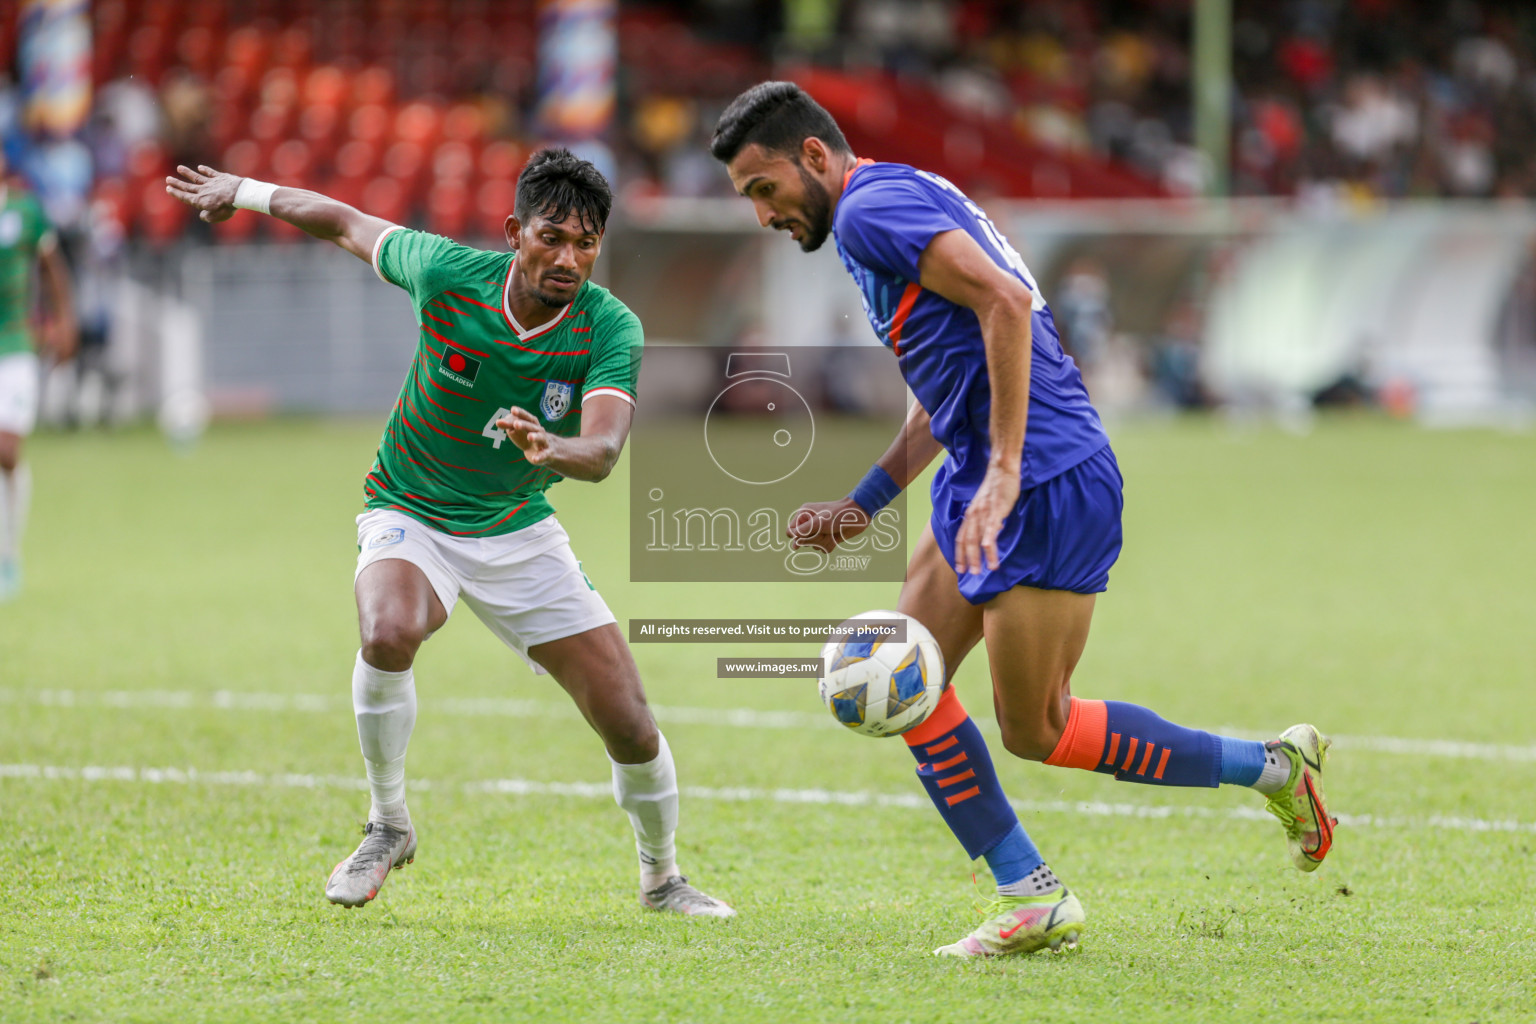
left=2, top=415, right=1534, bottom=1023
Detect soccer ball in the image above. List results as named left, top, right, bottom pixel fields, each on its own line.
left=818, top=610, right=946, bottom=737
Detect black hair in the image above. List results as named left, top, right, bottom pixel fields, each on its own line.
left=514, top=147, right=613, bottom=234
left=709, top=81, right=851, bottom=164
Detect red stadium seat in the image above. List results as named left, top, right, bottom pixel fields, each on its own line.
left=259, top=68, right=300, bottom=113
left=273, top=26, right=313, bottom=72
left=405, top=54, right=452, bottom=98
left=352, top=66, right=395, bottom=108
left=94, top=0, right=126, bottom=35
left=450, top=18, right=491, bottom=54
left=176, top=26, right=217, bottom=77
left=431, top=141, right=475, bottom=185
left=187, top=0, right=228, bottom=30
left=93, top=40, right=122, bottom=84
left=224, top=26, right=269, bottom=79
left=322, top=175, right=365, bottom=210
left=249, top=105, right=293, bottom=148
left=221, top=139, right=262, bottom=178
left=395, top=102, right=443, bottom=147
left=303, top=66, right=350, bottom=110
left=334, top=139, right=380, bottom=181
left=480, top=140, right=524, bottom=182
left=141, top=0, right=177, bottom=28
left=477, top=179, right=516, bottom=223
left=270, top=140, right=314, bottom=186
left=349, top=104, right=391, bottom=145
left=128, top=24, right=168, bottom=81
left=331, top=17, right=369, bottom=63
left=427, top=181, right=472, bottom=238
left=213, top=64, right=255, bottom=110
left=127, top=141, right=170, bottom=181
left=299, top=106, right=342, bottom=166
left=139, top=180, right=188, bottom=246
left=362, top=177, right=408, bottom=225
left=383, top=142, right=428, bottom=202
left=442, top=103, right=485, bottom=145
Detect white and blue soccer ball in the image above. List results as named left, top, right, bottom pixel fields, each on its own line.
left=818, top=610, right=946, bottom=737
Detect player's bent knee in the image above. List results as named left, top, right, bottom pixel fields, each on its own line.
left=359, top=620, right=426, bottom=672
left=598, top=710, right=660, bottom=764
left=997, top=718, right=1065, bottom=762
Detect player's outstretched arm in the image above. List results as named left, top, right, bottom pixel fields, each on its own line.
left=786, top=399, right=943, bottom=553
left=916, top=228, right=1035, bottom=574
left=165, top=165, right=392, bottom=264
left=496, top=395, right=633, bottom=482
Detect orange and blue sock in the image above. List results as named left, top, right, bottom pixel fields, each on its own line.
left=904, top=690, right=1055, bottom=891
left=1046, top=697, right=1273, bottom=789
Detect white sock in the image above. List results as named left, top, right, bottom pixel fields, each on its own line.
left=1254, top=744, right=1291, bottom=795
left=610, top=732, right=679, bottom=890
left=351, top=649, right=416, bottom=829
left=0, top=462, right=27, bottom=562
left=997, top=863, right=1062, bottom=899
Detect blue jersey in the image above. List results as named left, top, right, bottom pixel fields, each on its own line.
left=832, top=162, right=1108, bottom=491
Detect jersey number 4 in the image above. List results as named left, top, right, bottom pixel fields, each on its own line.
left=482, top=408, right=514, bottom=448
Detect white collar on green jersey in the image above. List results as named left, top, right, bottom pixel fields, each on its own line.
left=501, top=257, right=573, bottom=341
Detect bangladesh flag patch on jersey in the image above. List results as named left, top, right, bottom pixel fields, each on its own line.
left=438, top=348, right=481, bottom=387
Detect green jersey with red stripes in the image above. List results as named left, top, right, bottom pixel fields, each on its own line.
left=0, top=184, right=57, bottom=357
left=366, top=226, right=642, bottom=536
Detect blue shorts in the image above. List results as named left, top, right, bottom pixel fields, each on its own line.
left=931, top=444, right=1123, bottom=604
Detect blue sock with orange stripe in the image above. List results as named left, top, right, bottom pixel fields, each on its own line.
left=904, top=690, right=1047, bottom=888
left=1046, top=697, right=1270, bottom=788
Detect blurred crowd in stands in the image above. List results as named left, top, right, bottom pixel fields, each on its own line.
left=4, top=0, right=1536, bottom=247
left=655, top=0, right=1536, bottom=205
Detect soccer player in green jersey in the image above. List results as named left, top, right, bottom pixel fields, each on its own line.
left=0, top=150, right=78, bottom=600
left=165, top=149, right=734, bottom=916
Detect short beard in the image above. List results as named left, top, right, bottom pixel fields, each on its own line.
left=795, top=162, right=833, bottom=252
left=530, top=285, right=570, bottom=308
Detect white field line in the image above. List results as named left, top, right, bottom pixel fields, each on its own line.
left=3, top=687, right=1535, bottom=764
left=1, top=762, right=1532, bottom=835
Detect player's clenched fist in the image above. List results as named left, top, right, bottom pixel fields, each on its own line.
left=786, top=497, right=870, bottom=553
left=496, top=406, right=552, bottom=464
left=165, top=165, right=241, bottom=223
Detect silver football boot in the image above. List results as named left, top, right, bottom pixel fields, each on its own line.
left=639, top=875, right=736, bottom=917
left=325, top=821, right=417, bottom=908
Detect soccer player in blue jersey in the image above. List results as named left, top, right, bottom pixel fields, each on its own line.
left=711, top=82, right=1338, bottom=958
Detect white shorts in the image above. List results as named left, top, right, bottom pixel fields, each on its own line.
left=0, top=352, right=40, bottom=436
left=354, top=509, right=616, bottom=675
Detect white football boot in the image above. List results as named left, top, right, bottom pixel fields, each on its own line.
left=325, top=821, right=417, bottom=908
left=640, top=875, right=736, bottom=918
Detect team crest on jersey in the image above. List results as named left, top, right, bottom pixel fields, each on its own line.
left=438, top=348, right=481, bottom=387
left=540, top=380, right=574, bottom=421
left=0, top=210, right=21, bottom=247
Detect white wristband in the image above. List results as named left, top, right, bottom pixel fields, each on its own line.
left=233, top=178, right=279, bottom=214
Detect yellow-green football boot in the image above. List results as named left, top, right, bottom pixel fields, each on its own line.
left=1263, top=723, right=1338, bottom=871
left=934, top=888, right=1085, bottom=958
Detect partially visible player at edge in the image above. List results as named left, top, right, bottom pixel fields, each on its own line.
left=711, top=83, right=1336, bottom=957
left=0, top=149, right=78, bottom=601
left=165, top=149, right=734, bottom=917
